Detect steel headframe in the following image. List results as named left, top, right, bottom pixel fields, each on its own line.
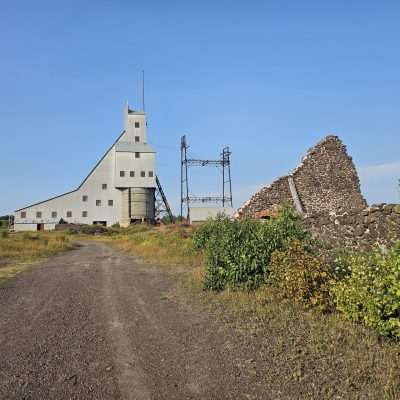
left=180, top=135, right=233, bottom=224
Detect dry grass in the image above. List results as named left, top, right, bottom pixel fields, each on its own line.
left=0, top=231, right=72, bottom=285
left=101, top=224, right=204, bottom=267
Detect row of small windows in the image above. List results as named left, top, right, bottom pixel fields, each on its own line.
left=20, top=201, right=114, bottom=219
left=120, top=170, right=153, bottom=178
left=82, top=197, right=113, bottom=206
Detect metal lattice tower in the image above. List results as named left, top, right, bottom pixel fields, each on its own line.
left=180, top=135, right=233, bottom=223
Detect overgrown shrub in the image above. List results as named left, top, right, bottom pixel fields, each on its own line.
left=194, top=206, right=310, bottom=290
left=331, top=242, right=400, bottom=338
left=192, top=214, right=229, bottom=250
left=268, top=239, right=332, bottom=309
left=325, top=246, right=353, bottom=281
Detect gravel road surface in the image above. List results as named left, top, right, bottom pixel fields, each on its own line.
left=0, top=242, right=266, bottom=400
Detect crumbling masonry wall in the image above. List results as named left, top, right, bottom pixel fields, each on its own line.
left=304, top=204, right=400, bottom=246
left=237, top=136, right=367, bottom=218
left=237, top=135, right=400, bottom=246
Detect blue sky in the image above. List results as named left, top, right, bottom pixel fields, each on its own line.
left=1, top=0, right=400, bottom=215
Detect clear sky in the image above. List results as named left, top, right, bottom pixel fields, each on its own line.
left=1, top=0, right=400, bottom=215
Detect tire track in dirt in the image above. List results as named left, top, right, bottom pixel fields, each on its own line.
left=0, top=241, right=267, bottom=400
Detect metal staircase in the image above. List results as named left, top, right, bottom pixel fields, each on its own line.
left=155, top=175, right=173, bottom=221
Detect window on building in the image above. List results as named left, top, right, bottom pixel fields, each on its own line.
left=140, top=171, right=146, bottom=177
left=96, top=200, right=101, bottom=206
left=135, top=121, right=140, bottom=128
left=82, top=195, right=88, bottom=202
left=20, top=211, right=26, bottom=218
left=135, top=152, right=140, bottom=158
left=82, top=211, right=88, bottom=217
left=51, top=211, right=57, bottom=218
left=108, top=200, right=113, bottom=206
left=130, top=171, right=135, bottom=177
left=135, top=136, right=140, bottom=143
left=120, top=171, right=125, bottom=177
left=102, top=183, right=107, bottom=190
left=148, top=171, right=154, bottom=177
left=67, top=211, right=72, bottom=218
left=36, top=211, right=42, bottom=218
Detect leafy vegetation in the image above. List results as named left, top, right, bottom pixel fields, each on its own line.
left=193, top=206, right=310, bottom=290
left=331, top=243, right=400, bottom=338
left=269, top=239, right=332, bottom=309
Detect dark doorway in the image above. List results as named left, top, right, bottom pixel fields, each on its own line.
left=93, top=221, right=107, bottom=227
left=36, top=224, right=44, bottom=231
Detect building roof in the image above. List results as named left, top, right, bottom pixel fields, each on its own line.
left=127, top=108, right=145, bottom=115
left=15, top=130, right=126, bottom=212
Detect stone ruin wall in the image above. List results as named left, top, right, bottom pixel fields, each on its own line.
left=238, top=176, right=295, bottom=218
left=290, top=136, right=367, bottom=215
left=304, top=204, right=400, bottom=247
left=237, top=135, right=400, bottom=246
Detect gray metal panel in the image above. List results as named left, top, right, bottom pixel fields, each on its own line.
left=115, top=142, right=155, bottom=153
left=190, top=207, right=235, bottom=223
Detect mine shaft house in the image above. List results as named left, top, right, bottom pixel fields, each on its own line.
left=14, top=104, right=157, bottom=231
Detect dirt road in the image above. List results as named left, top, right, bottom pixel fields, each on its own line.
left=0, top=242, right=266, bottom=400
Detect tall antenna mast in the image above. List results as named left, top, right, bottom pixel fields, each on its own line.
left=142, top=70, right=145, bottom=112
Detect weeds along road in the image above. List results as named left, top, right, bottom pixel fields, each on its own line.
left=0, top=241, right=266, bottom=400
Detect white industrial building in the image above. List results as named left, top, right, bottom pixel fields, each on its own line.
left=14, top=104, right=158, bottom=231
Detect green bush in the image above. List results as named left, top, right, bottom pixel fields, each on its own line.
left=192, top=214, right=227, bottom=251
left=325, top=246, right=353, bottom=281
left=269, top=239, right=332, bottom=309
left=193, top=206, right=310, bottom=290
left=331, top=242, right=400, bottom=338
